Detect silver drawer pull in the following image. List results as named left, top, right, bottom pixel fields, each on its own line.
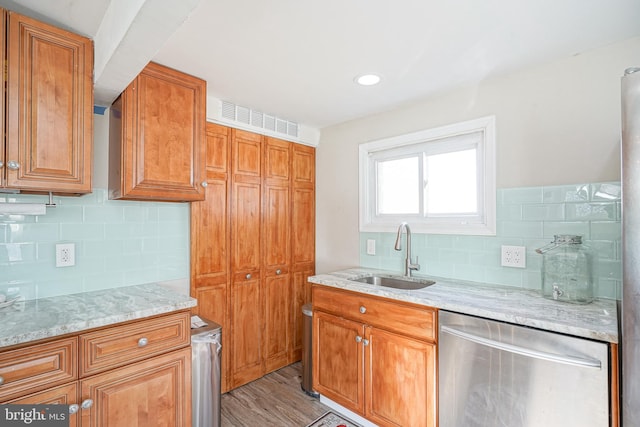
left=138, top=337, right=148, bottom=347
left=81, top=399, right=93, bottom=409
left=246, top=273, right=252, bottom=280
left=7, top=161, right=20, bottom=170
left=0, top=161, right=3, bottom=168
left=69, top=404, right=79, bottom=414
left=363, top=339, right=370, bottom=346
left=201, top=181, right=208, bottom=187
left=0, top=375, right=4, bottom=386
left=355, top=335, right=362, bottom=343
left=276, top=269, right=282, bottom=275
left=359, top=306, right=366, bottom=314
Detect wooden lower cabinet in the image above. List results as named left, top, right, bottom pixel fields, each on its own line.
left=312, top=286, right=437, bottom=427
left=80, top=347, right=191, bottom=427
left=231, top=274, right=264, bottom=388
left=0, top=311, right=191, bottom=427
left=8, top=383, right=80, bottom=427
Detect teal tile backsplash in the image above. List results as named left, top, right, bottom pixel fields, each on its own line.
left=360, top=182, right=622, bottom=299
left=0, top=189, right=189, bottom=300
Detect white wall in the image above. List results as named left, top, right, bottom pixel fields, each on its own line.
left=316, top=36, right=640, bottom=274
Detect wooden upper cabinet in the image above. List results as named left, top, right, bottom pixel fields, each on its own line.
left=3, top=11, right=93, bottom=193
left=109, top=62, right=206, bottom=201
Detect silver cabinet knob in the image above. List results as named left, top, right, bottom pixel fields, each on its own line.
left=363, top=338, right=370, bottom=346
left=245, top=273, right=252, bottom=280
left=359, top=306, right=367, bottom=314
left=69, top=404, right=79, bottom=415
left=201, top=181, right=208, bottom=187
left=0, top=375, right=4, bottom=386
left=138, top=337, right=148, bottom=347
left=6, top=161, right=19, bottom=170
left=0, top=161, right=3, bottom=168
left=81, top=399, right=93, bottom=409
left=355, top=335, right=362, bottom=343
left=276, top=269, right=282, bottom=275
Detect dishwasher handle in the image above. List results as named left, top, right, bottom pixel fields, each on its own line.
left=440, top=325, right=602, bottom=369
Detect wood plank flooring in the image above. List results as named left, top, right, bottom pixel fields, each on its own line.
left=221, top=362, right=330, bottom=426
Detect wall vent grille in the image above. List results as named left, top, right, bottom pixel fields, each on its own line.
left=220, top=101, right=298, bottom=138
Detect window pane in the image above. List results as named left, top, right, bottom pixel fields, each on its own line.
left=377, top=157, right=419, bottom=214
left=426, top=149, right=477, bottom=214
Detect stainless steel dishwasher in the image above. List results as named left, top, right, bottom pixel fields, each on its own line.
left=438, top=310, right=610, bottom=427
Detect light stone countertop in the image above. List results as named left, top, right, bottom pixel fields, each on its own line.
left=309, top=268, right=618, bottom=343
left=0, top=283, right=197, bottom=349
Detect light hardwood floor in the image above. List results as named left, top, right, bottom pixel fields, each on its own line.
left=221, top=362, right=330, bottom=426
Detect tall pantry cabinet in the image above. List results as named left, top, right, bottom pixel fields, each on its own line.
left=190, top=124, right=315, bottom=391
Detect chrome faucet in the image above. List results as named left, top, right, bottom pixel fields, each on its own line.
left=394, top=222, right=420, bottom=277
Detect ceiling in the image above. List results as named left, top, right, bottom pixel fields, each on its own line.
left=1, top=0, right=639, bottom=130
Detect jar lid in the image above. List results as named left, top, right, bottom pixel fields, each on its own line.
left=553, top=235, right=582, bottom=244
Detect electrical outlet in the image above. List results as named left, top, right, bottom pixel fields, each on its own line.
left=56, top=243, right=75, bottom=267
left=501, top=245, right=526, bottom=268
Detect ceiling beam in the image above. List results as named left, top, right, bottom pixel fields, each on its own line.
left=93, top=0, right=202, bottom=106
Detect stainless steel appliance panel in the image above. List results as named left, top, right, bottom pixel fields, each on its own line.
left=439, top=310, right=609, bottom=427
left=622, top=66, right=640, bottom=427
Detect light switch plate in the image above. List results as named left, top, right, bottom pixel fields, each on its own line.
left=501, top=245, right=526, bottom=268
left=366, top=239, right=376, bottom=255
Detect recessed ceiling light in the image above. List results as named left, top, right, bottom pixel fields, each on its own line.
left=355, top=74, right=381, bottom=86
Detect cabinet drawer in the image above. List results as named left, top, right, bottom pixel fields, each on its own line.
left=79, top=311, right=190, bottom=377
left=0, top=337, right=77, bottom=402
left=313, top=286, right=436, bottom=342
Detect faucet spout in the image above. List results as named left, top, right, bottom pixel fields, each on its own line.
left=394, top=222, right=420, bottom=277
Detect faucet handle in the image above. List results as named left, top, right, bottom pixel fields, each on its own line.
left=410, top=256, right=420, bottom=271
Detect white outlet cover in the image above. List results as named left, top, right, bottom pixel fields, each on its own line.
left=56, top=243, right=75, bottom=267
left=501, top=245, right=526, bottom=268
left=366, top=239, right=376, bottom=255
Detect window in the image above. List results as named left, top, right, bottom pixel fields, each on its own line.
left=359, top=116, right=496, bottom=235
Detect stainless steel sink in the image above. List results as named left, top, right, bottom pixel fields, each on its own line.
left=351, top=275, right=435, bottom=290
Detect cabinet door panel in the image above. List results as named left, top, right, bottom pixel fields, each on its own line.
left=264, top=274, right=290, bottom=372
left=313, top=311, right=364, bottom=413
left=365, top=327, right=436, bottom=427
left=193, top=282, right=230, bottom=392
left=6, top=12, right=92, bottom=193
left=231, top=277, right=263, bottom=388
left=192, top=178, right=228, bottom=278
left=263, top=184, right=290, bottom=268
left=8, top=382, right=79, bottom=427
left=292, top=145, right=315, bottom=186
left=232, top=182, right=261, bottom=270
left=80, top=348, right=191, bottom=427
left=110, top=62, right=205, bottom=201
left=232, top=130, right=261, bottom=177
left=292, top=187, right=315, bottom=264
left=264, top=137, right=290, bottom=181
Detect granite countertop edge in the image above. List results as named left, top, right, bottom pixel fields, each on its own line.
left=0, top=283, right=197, bottom=349
left=309, top=268, right=619, bottom=344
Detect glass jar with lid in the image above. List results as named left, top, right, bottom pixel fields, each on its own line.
left=536, top=235, right=594, bottom=304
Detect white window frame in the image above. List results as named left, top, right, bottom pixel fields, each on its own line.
left=359, top=116, right=496, bottom=235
